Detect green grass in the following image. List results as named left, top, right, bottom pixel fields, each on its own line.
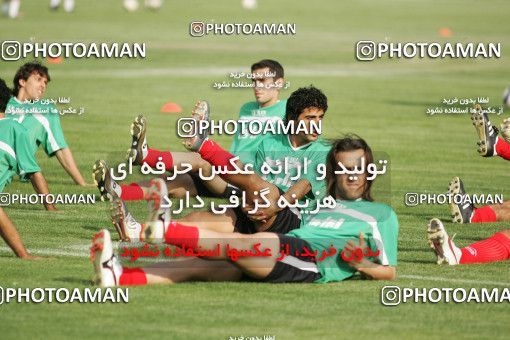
left=1, top=0, right=510, bottom=339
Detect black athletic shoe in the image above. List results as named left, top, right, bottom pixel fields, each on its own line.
left=448, top=176, right=474, bottom=223
left=126, top=114, right=148, bottom=165
left=93, top=160, right=120, bottom=202
left=471, top=104, right=499, bottom=157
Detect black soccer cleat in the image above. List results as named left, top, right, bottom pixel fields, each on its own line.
left=127, top=114, right=148, bottom=165
left=448, top=176, right=474, bottom=223
left=93, top=160, right=120, bottom=202
left=471, top=104, right=499, bottom=157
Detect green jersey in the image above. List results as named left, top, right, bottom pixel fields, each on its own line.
left=229, top=100, right=287, bottom=165
left=254, top=133, right=331, bottom=201
left=287, top=199, right=399, bottom=283
left=5, top=97, right=68, bottom=156
left=0, top=119, right=41, bottom=192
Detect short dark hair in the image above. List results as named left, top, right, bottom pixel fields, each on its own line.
left=0, top=78, right=13, bottom=113
left=13, top=62, right=51, bottom=96
left=251, top=59, right=284, bottom=80
left=326, top=134, right=374, bottom=201
left=285, top=85, right=328, bottom=123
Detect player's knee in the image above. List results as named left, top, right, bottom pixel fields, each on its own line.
left=167, top=174, right=196, bottom=198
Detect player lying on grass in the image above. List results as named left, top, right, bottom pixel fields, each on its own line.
left=97, top=59, right=287, bottom=201
left=1, top=62, right=88, bottom=186
left=427, top=218, right=510, bottom=265
left=90, top=135, right=398, bottom=286
left=0, top=79, right=55, bottom=259
left=448, top=176, right=509, bottom=224
left=95, top=87, right=331, bottom=240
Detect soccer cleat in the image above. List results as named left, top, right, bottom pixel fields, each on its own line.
left=109, top=197, right=143, bottom=242
left=427, top=218, right=461, bottom=265
left=90, top=229, right=123, bottom=287
left=448, top=176, right=474, bottom=223
left=182, top=100, right=210, bottom=152
left=145, top=178, right=171, bottom=225
left=471, top=104, right=499, bottom=157
left=93, top=160, right=121, bottom=202
left=500, top=118, right=510, bottom=143
left=127, top=114, right=148, bottom=165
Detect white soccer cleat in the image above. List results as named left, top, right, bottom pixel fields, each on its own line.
left=110, top=197, right=143, bottom=242
left=146, top=178, right=171, bottom=225
left=427, top=218, right=462, bottom=265
left=123, top=0, right=139, bottom=12
left=182, top=100, right=210, bottom=152
left=90, top=229, right=123, bottom=287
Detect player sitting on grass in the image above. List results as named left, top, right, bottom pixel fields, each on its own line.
left=96, top=59, right=287, bottom=201
left=2, top=62, right=88, bottom=186
left=95, top=87, right=331, bottom=240
left=0, top=78, right=55, bottom=259
left=427, top=218, right=510, bottom=265
left=90, top=135, right=398, bottom=286
left=448, top=176, right=509, bottom=224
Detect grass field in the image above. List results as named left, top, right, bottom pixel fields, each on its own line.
left=1, top=0, right=510, bottom=338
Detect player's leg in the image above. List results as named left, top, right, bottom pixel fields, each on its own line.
left=90, top=229, right=242, bottom=287
left=126, top=114, right=229, bottom=197
left=471, top=104, right=510, bottom=160
left=0, top=207, right=30, bottom=258
left=448, top=176, right=505, bottom=223
left=427, top=218, right=510, bottom=265
left=183, top=101, right=280, bottom=202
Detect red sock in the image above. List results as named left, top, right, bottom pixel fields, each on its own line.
left=164, top=221, right=199, bottom=250
left=460, top=232, right=510, bottom=264
left=119, top=267, right=147, bottom=286
left=120, top=183, right=144, bottom=201
left=495, top=137, right=510, bottom=160
left=198, top=140, right=237, bottom=172
left=471, top=206, right=497, bottom=223
left=143, top=148, right=174, bottom=170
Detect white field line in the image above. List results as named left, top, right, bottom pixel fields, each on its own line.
left=1, top=245, right=509, bottom=286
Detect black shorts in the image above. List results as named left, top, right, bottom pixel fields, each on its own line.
left=263, top=234, right=322, bottom=283
left=233, top=189, right=301, bottom=234
left=190, top=173, right=241, bottom=199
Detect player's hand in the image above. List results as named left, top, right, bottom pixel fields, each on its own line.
left=343, top=232, right=375, bottom=270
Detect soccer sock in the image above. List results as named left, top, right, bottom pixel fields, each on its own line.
left=460, top=232, right=510, bottom=264
left=198, top=140, right=237, bottom=172
left=471, top=206, right=497, bottom=223
left=143, top=148, right=174, bottom=170
left=495, top=137, right=510, bottom=160
left=120, top=183, right=144, bottom=201
left=164, top=221, right=199, bottom=250
left=119, top=267, right=147, bottom=286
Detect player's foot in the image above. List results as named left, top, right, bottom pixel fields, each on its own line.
left=110, top=197, right=143, bottom=242
left=427, top=218, right=461, bottom=265
left=93, top=160, right=121, bottom=202
left=127, top=114, right=148, bottom=165
left=448, top=176, right=474, bottom=223
left=500, top=118, right=510, bottom=143
left=471, top=104, right=499, bottom=157
left=90, top=229, right=123, bottom=287
left=182, top=100, right=210, bottom=152
left=145, top=178, right=171, bottom=225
